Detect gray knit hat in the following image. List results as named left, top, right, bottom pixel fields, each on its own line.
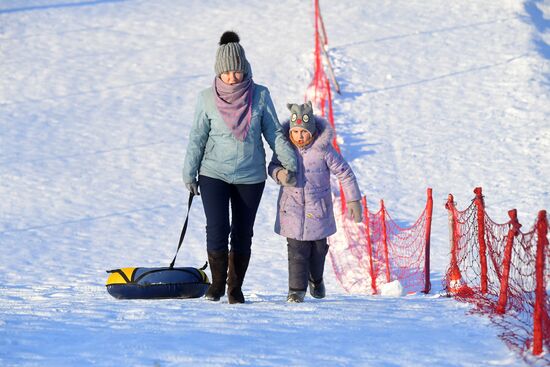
left=287, top=101, right=316, bottom=136
left=215, top=31, right=251, bottom=77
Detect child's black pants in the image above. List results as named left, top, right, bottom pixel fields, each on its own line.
left=287, top=238, right=329, bottom=291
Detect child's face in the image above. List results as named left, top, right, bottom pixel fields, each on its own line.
left=290, top=127, right=313, bottom=148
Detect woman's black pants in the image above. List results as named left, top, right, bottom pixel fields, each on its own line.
left=198, top=175, right=265, bottom=254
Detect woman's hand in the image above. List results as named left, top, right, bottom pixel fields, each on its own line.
left=185, top=181, right=200, bottom=195
left=276, top=169, right=297, bottom=187
left=347, top=200, right=362, bottom=222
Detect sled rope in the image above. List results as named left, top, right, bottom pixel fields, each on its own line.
left=169, top=192, right=194, bottom=269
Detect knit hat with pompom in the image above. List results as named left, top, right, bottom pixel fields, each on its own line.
left=214, top=31, right=252, bottom=77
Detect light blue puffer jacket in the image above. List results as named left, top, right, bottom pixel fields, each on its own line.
left=182, top=84, right=297, bottom=185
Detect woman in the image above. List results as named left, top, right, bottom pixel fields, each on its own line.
left=182, top=31, right=297, bottom=304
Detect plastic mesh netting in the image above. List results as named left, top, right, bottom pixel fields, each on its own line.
left=307, top=0, right=432, bottom=296
left=329, top=189, right=433, bottom=295
left=307, top=1, right=548, bottom=361
left=444, top=188, right=549, bottom=363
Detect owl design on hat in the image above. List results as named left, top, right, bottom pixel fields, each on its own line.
left=288, top=101, right=315, bottom=133
left=287, top=101, right=316, bottom=147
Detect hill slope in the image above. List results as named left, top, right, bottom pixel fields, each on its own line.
left=1, top=1, right=548, bottom=366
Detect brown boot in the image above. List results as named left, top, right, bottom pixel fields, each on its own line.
left=205, top=249, right=228, bottom=301
left=227, top=251, right=250, bottom=304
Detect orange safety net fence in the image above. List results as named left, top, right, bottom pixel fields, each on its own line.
left=329, top=189, right=433, bottom=295
left=445, top=187, right=549, bottom=363
left=306, top=1, right=432, bottom=296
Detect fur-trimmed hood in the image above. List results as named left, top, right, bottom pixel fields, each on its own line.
left=271, top=115, right=362, bottom=241
left=281, top=116, right=334, bottom=151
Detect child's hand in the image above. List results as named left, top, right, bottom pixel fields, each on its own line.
left=276, top=169, right=297, bottom=187
left=347, top=200, right=363, bottom=223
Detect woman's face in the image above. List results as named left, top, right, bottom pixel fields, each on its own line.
left=220, top=71, right=244, bottom=85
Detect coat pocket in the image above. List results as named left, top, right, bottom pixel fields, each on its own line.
left=209, top=138, right=234, bottom=164
left=204, top=139, right=215, bottom=155
left=303, top=196, right=327, bottom=220
left=312, top=199, right=328, bottom=219
left=280, top=191, right=302, bottom=218
left=320, top=196, right=328, bottom=214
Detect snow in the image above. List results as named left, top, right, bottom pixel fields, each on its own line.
left=1, top=0, right=549, bottom=366
left=379, top=280, right=406, bottom=297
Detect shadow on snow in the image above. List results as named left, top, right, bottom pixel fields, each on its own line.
left=523, top=0, right=550, bottom=85
left=0, top=0, right=126, bottom=14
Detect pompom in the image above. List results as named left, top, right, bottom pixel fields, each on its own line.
left=219, top=31, right=240, bottom=45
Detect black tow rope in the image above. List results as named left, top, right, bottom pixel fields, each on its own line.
left=169, top=192, right=199, bottom=269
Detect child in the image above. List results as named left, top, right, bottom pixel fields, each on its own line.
left=268, top=101, right=363, bottom=303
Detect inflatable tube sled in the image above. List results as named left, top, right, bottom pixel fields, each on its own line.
left=106, top=193, right=210, bottom=300
left=106, top=266, right=210, bottom=300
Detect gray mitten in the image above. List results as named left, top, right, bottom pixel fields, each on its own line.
left=185, top=181, right=200, bottom=195
left=347, top=200, right=362, bottom=223
left=276, top=169, right=297, bottom=187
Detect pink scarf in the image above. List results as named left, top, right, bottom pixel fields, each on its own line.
left=213, top=77, right=255, bottom=141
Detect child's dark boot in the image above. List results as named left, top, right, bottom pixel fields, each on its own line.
left=308, top=278, right=326, bottom=299
left=287, top=289, right=306, bottom=303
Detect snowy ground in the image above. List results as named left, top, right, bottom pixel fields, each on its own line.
left=1, top=0, right=549, bottom=366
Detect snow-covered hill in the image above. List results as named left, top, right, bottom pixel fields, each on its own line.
left=1, top=1, right=548, bottom=366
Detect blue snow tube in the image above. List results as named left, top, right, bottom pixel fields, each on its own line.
left=106, top=266, right=210, bottom=299
left=106, top=194, right=210, bottom=299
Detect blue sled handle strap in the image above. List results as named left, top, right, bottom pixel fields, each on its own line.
left=169, top=192, right=194, bottom=269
